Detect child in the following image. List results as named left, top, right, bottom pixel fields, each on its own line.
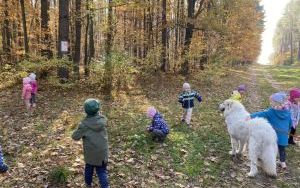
left=146, top=107, right=169, bottom=142
left=29, top=73, right=38, bottom=108
left=285, top=88, right=300, bottom=145
left=22, top=77, right=33, bottom=113
left=178, top=83, right=202, bottom=126
left=250, top=92, right=292, bottom=169
left=230, top=84, right=246, bottom=102
left=72, top=99, right=109, bottom=188
left=0, top=145, right=9, bottom=173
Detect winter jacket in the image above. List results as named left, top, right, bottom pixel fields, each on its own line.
left=178, top=90, right=202, bottom=109
left=285, top=101, right=300, bottom=129
left=30, top=80, right=38, bottom=94
left=72, top=114, right=108, bottom=166
left=251, top=108, right=292, bottom=146
left=0, top=145, right=8, bottom=173
left=22, top=84, right=32, bottom=100
left=230, top=90, right=242, bottom=102
left=149, top=113, right=169, bottom=135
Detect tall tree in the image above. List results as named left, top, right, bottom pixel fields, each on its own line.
left=103, top=0, right=114, bottom=98
left=20, top=0, right=29, bottom=55
left=73, top=0, right=82, bottom=79
left=41, top=0, right=52, bottom=58
left=58, top=0, right=70, bottom=81
left=58, top=0, right=70, bottom=58
left=181, top=0, right=210, bottom=75
left=161, top=0, right=168, bottom=72
left=2, top=0, right=11, bottom=55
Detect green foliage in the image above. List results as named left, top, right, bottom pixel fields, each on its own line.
left=88, top=52, right=137, bottom=91
left=19, top=58, right=72, bottom=78
left=48, top=166, right=70, bottom=185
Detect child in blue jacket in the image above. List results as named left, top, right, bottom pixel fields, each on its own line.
left=250, top=92, right=292, bottom=169
left=178, top=83, right=202, bottom=126
left=146, top=107, right=169, bottom=142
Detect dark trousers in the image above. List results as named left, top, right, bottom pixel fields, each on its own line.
left=151, top=129, right=167, bottom=142
left=278, top=145, right=286, bottom=162
left=85, top=162, right=109, bottom=188
left=289, top=127, right=296, bottom=141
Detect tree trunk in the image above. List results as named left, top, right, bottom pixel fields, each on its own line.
left=181, top=0, right=196, bottom=75
left=73, top=0, right=81, bottom=79
left=161, top=0, right=168, bottom=72
left=3, top=0, right=11, bottom=55
left=84, top=0, right=90, bottom=77
left=58, top=0, right=70, bottom=58
left=58, top=0, right=70, bottom=81
left=20, top=0, right=29, bottom=55
left=89, top=10, right=95, bottom=61
left=41, top=0, right=52, bottom=58
left=103, top=0, right=114, bottom=99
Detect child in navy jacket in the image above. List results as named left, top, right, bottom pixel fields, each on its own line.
left=178, top=83, right=202, bottom=126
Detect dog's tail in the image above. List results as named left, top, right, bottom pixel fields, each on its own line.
left=262, top=143, right=277, bottom=177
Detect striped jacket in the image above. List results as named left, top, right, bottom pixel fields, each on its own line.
left=178, top=90, right=202, bottom=109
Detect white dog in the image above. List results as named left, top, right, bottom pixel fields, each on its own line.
left=219, top=99, right=278, bottom=177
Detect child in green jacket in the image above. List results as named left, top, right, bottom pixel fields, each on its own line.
left=72, top=99, right=109, bottom=188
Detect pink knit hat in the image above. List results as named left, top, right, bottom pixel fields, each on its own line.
left=289, top=88, right=300, bottom=102
left=147, top=106, right=157, bottom=118
left=23, top=77, right=31, bottom=85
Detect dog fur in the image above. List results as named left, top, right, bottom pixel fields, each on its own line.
left=219, top=99, right=278, bottom=177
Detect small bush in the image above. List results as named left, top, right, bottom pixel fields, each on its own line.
left=49, top=166, right=70, bottom=185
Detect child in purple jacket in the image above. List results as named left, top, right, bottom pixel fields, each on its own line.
left=146, top=107, right=169, bottom=142
left=29, top=73, right=38, bottom=108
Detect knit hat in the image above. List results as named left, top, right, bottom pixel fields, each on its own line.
left=270, top=92, right=287, bottom=109
left=147, top=106, right=157, bottom=118
left=23, top=77, right=31, bottom=85
left=237, top=84, right=246, bottom=92
left=183, top=83, right=191, bottom=91
left=29, top=73, right=36, bottom=80
left=289, top=88, right=300, bottom=102
left=84, top=99, right=100, bottom=116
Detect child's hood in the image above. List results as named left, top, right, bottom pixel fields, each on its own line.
left=81, top=115, right=106, bottom=132
left=270, top=108, right=291, bottom=120
left=153, top=113, right=163, bottom=120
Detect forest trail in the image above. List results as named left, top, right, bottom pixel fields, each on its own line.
left=0, top=64, right=299, bottom=187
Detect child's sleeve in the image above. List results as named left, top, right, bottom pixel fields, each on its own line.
left=72, top=123, right=86, bottom=141
left=250, top=110, right=269, bottom=119
left=178, top=94, right=183, bottom=103
left=194, top=91, right=202, bottom=102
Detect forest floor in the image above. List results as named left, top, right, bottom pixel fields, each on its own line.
left=0, top=64, right=300, bottom=188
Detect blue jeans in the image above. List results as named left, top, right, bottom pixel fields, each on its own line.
left=278, top=145, right=286, bottom=162
left=85, top=162, right=109, bottom=188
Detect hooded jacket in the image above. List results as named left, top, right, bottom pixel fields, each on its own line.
left=22, top=78, right=32, bottom=100
left=251, top=108, right=292, bottom=146
left=72, top=114, right=108, bottom=166
left=149, top=113, right=169, bottom=135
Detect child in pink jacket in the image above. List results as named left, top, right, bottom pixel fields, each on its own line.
left=22, top=77, right=33, bottom=113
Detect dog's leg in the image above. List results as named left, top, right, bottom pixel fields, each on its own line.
left=229, top=137, right=237, bottom=156
left=248, top=138, right=258, bottom=177
left=237, top=140, right=246, bottom=156
left=262, top=144, right=277, bottom=177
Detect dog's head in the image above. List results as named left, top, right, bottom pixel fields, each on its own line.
left=219, top=99, right=239, bottom=116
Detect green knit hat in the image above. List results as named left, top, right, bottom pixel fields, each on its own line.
left=84, top=98, right=100, bottom=116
